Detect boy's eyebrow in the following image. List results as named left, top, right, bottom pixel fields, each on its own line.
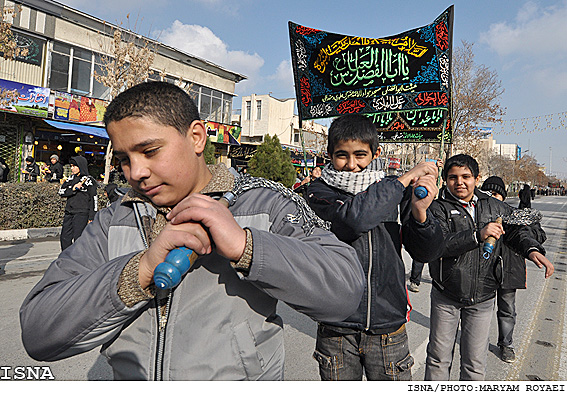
left=333, top=149, right=370, bottom=155
left=113, top=138, right=165, bottom=155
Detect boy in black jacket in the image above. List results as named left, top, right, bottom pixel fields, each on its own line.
left=58, top=155, right=98, bottom=250
left=23, top=156, right=39, bottom=182
left=46, top=154, right=64, bottom=183
left=480, top=176, right=553, bottom=363
left=426, top=155, right=552, bottom=381
left=307, top=114, right=444, bottom=380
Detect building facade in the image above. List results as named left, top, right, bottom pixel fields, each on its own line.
left=236, top=93, right=328, bottom=171
left=0, top=0, right=244, bottom=182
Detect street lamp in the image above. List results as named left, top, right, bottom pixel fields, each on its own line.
left=549, top=147, right=552, bottom=176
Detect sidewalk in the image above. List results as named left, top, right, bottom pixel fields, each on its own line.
left=0, top=226, right=61, bottom=241
left=0, top=196, right=527, bottom=242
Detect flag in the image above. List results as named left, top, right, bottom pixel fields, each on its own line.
left=289, top=5, right=453, bottom=142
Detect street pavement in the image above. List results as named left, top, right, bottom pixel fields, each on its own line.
left=1, top=195, right=566, bottom=381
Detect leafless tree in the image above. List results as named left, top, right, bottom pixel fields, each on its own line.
left=0, top=5, right=28, bottom=107
left=451, top=41, right=505, bottom=171
left=94, top=15, right=157, bottom=183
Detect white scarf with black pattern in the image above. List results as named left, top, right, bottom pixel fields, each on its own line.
left=320, top=158, right=385, bottom=195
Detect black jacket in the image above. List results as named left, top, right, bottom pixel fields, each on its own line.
left=500, top=211, right=547, bottom=290
left=48, top=162, right=64, bottom=182
left=307, top=176, right=444, bottom=333
left=519, top=186, right=532, bottom=209
left=429, top=188, right=544, bottom=304
left=24, top=161, right=40, bottom=182
left=58, top=156, right=98, bottom=220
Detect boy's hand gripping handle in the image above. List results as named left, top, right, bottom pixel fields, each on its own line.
left=482, top=217, right=503, bottom=259
left=414, top=186, right=428, bottom=199
left=153, top=192, right=236, bottom=289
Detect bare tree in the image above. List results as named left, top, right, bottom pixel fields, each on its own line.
left=94, top=15, right=157, bottom=184
left=451, top=41, right=505, bottom=170
left=0, top=5, right=28, bottom=107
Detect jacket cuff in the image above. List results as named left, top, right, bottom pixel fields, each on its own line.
left=230, top=228, right=253, bottom=275
left=117, top=250, right=156, bottom=307
left=526, top=246, right=545, bottom=258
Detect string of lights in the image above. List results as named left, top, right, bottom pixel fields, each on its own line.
left=491, top=111, right=567, bottom=135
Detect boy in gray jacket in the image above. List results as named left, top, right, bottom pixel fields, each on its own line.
left=20, top=81, right=364, bottom=380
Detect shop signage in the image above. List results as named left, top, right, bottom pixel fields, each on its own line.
left=0, top=78, right=49, bottom=117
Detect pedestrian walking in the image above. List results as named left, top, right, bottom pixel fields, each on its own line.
left=58, top=155, right=98, bottom=250
left=519, top=184, right=532, bottom=209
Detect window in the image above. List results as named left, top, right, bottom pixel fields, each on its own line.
left=49, top=42, right=71, bottom=92
left=256, top=100, right=262, bottom=120
left=200, top=87, right=212, bottom=120
left=92, top=54, right=111, bottom=99
left=222, top=98, right=232, bottom=124
left=71, top=48, right=92, bottom=95
left=246, top=101, right=251, bottom=121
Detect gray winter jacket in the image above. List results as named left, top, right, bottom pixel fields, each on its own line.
left=20, top=166, right=364, bottom=380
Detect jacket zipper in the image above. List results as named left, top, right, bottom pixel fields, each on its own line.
left=133, top=203, right=171, bottom=381
left=155, top=291, right=172, bottom=381
left=365, top=231, right=373, bottom=331
left=470, top=205, right=478, bottom=304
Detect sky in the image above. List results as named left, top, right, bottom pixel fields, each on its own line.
left=56, top=0, right=567, bottom=177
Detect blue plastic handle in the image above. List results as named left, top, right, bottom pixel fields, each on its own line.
left=153, top=247, right=196, bottom=289
left=414, top=186, right=428, bottom=199
left=152, top=192, right=236, bottom=290
left=482, top=238, right=497, bottom=259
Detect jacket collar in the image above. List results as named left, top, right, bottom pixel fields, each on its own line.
left=440, top=187, right=490, bottom=206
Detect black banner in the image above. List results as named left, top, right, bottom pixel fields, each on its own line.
left=289, top=6, right=453, bottom=142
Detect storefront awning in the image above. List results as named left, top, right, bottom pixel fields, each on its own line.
left=43, top=119, right=108, bottom=139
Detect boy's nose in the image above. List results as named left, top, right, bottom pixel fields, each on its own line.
left=345, top=157, right=357, bottom=171
left=128, top=160, right=150, bottom=181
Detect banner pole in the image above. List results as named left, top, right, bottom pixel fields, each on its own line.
left=299, top=126, right=309, bottom=177
left=438, top=115, right=447, bottom=188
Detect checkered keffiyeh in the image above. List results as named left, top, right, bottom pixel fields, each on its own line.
left=320, top=158, right=385, bottom=195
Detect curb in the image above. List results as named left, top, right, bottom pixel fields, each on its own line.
left=0, top=226, right=61, bottom=241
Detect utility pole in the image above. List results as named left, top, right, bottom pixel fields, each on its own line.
left=549, top=147, right=553, bottom=176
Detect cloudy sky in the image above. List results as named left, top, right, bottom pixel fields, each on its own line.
left=57, top=0, right=567, bottom=175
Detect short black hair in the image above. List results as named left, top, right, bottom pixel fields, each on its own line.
left=103, top=81, right=200, bottom=135
left=442, top=154, right=479, bottom=180
left=327, top=114, right=380, bottom=157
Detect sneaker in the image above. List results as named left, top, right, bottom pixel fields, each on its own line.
left=500, top=346, right=516, bottom=363
left=408, top=282, right=420, bottom=293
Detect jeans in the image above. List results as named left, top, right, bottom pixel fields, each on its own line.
left=410, top=260, right=425, bottom=285
left=425, top=288, right=495, bottom=381
left=313, top=324, right=414, bottom=381
left=496, top=288, right=517, bottom=348
left=60, top=212, right=89, bottom=250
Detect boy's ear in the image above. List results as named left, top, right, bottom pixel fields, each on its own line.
left=373, top=147, right=381, bottom=160
left=189, top=120, right=207, bottom=154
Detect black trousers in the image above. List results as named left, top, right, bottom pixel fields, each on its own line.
left=60, top=212, right=89, bottom=250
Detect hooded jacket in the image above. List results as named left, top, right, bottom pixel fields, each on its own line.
left=429, top=188, right=545, bottom=304
left=24, top=157, right=39, bottom=182
left=20, top=165, right=364, bottom=380
left=307, top=176, right=444, bottom=333
left=58, top=156, right=98, bottom=220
